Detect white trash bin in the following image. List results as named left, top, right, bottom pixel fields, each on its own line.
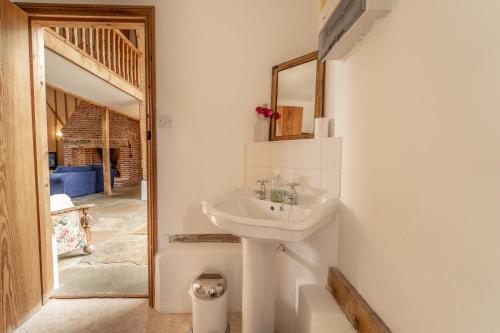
left=189, top=271, right=229, bottom=333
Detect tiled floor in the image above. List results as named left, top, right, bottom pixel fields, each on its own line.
left=15, top=299, right=242, bottom=333
left=55, top=184, right=148, bottom=296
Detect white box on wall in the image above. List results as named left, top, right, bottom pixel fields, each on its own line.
left=319, top=0, right=340, bottom=30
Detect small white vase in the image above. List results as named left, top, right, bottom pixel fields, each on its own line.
left=254, top=117, right=270, bottom=142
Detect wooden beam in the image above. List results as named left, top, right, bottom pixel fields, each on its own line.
left=56, top=121, right=64, bottom=166
left=45, top=101, right=65, bottom=125
left=136, top=29, right=147, bottom=180
left=0, top=2, right=44, bottom=330
left=18, top=20, right=145, bottom=30
left=139, top=102, right=147, bottom=179
left=328, top=267, right=392, bottom=333
left=169, top=234, right=241, bottom=243
left=44, top=28, right=145, bottom=101
left=102, top=107, right=112, bottom=194
left=64, top=93, right=68, bottom=122
left=18, top=2, right=157, bottom=308
left=30, top=22, right=54, bottom=305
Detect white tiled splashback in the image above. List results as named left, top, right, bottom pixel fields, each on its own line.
left=245, top=138, right=342, bottom=197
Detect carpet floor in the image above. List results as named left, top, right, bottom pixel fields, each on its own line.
left=15, top=299, right=242, bottom=333
left=55, top=184, right=148, bottom=296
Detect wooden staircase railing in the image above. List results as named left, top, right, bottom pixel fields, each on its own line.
left=48, top=27, right=141, bottom=89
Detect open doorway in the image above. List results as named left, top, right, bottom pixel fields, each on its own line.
left=46, top=26, right=147, bottom=297
left=47, top=95, right=148, bottom=298
left=18, top=4, right=157, bottom=304
left=45, top=26, right=149, bottom=297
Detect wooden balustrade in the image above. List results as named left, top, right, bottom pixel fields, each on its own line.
left=49, top=27, right=141, bottom=88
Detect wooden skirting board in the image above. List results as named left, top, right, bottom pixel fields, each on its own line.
left=328, top=267, right=392, bottom=333
left=169, top=234, right=241, bottom=243
left=52, top=294, right=148, bottom=299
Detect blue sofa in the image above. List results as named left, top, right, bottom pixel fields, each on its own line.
left=50, top=165, right=118, bottom=197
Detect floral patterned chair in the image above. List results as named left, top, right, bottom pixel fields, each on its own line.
left=50, top=194, right=95, bottom=255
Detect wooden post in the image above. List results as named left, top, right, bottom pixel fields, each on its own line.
left=107, top=29, right=111, bottom=69
left=89, top=28, right=94, bottom=58
left=73, top=28, right=78, bottom=47
left=120, top=39, right=124, bottom=77
left=82, top=28, right=87, bottom=53
left=103, top=28, right=107, bottom=66
left=124, top=45, right=128, bottom=81
left=31, top=23, right=54, bottom=303
left=139, top=102, right=147, bottom=180
left=102, top=107, right=112, bottom=194
left=113, top=30, right=117, bottom=72
left=136, top=29, right=147, bottom=180
left=128, top=47, right=132, bottom=82
left=121, top=39, right=127, bottom=78
left=96, top=28, right=100, bottom=63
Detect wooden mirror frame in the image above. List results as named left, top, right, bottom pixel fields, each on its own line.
left=270, top=51, right=325, bottom=141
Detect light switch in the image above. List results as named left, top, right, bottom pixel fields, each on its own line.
left=158, top=114, right=172, bottom=129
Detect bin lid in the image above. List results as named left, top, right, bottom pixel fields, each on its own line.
left=192, top=271, right=227, bottom=300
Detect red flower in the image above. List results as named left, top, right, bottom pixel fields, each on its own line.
left=255, top=106, right=274, bottom=118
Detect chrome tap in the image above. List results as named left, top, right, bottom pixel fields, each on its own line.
left=286, top=182, right=299, bottom=205
left=254, top=179, right=269, bottom=200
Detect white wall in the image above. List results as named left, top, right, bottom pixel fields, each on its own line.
left=156, top=0, right=318, bottom=237
left=18, top=0, right=318, bottom=237
left=155, top=242, right=242, bottom=313
left=245, top=138, right=342, bottom=333
left=17, top=0, right=320, bottom=314
left=324, top=0, right=500, bottom=332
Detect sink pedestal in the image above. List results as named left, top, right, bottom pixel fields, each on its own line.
left=242, top=238, right=276, bottom=333
left=202, top=191, right=338, bottom=332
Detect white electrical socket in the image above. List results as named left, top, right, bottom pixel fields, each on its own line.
left=158, top=114, right=172, bottom=129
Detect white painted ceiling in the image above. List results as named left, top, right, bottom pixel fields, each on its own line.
left=277, top=60, right=317, bottom=102
left=44, top=48, right=140, bottom=119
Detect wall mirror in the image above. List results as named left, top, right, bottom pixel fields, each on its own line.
left=270, top=51, right=325, bottom=141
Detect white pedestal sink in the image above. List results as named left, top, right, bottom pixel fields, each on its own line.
left=202, top=189, right=338, bottom=333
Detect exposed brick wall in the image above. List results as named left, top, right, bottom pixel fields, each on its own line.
left=62, top=101, right=142, bottom=187
left=62, top=101, right=103, bottom=141
left=109, top=111, right=142, bottom=187
left=65, top=148, right=102, bottom=165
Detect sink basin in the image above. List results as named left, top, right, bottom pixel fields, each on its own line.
left=202, top=188, right=337, bottom=242
left=202, top=188, right=338, bottom=333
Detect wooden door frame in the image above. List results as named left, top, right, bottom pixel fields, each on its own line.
left=16, top=3, right=157, bottom=307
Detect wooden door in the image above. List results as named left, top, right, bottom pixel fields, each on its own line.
left=0, top=1, right=43, bottom=332
left=277, top=105, right=304, bottom=136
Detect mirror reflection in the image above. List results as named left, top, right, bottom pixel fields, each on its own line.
left=276, top=60, right=317, bottom=136
left=270, top=51, right=324, bottom=141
